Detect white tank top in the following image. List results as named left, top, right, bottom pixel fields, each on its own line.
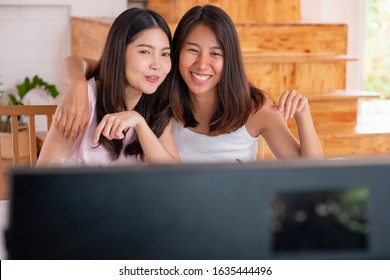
left=172, top=120, right=259, bottom=163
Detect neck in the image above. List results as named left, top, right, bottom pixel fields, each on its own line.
left=125, top=88, right=142, bottom=110
left=190, top=91, right=217, bottom=123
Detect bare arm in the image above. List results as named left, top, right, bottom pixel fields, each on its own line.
left=293, top=106, right=323, bottom=158
left=36, top=122, right=75, bottom=166
left=94, top=111, right=179, bottom=163
left=256, top=90, right=323, bottom=158
left=55, top=55, right=98, bottom=141
left=137, top=119, right=179, bottom=163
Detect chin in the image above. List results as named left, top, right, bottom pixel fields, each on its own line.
left=142, top=88, right=158, bottom=95
left=141, top=86, right=160, bottom=95
left=188, top=88, right=206, bottom=95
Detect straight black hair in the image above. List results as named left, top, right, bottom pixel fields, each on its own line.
left=90, top=8, right=172, bottom=160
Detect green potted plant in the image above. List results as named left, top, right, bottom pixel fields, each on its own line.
left=0, top=75, right=59, bottom=132
left=8, top=75, right=59, bottom=106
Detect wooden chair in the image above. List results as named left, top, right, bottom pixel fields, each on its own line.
left=0, top=105, right=57, bottom=199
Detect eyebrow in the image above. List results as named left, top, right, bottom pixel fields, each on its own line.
left=185, top=42, right=222, bottom=50
left=136, top=44, right=170, bottom=50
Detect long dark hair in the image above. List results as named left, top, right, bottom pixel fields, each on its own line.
left=89, top=8, right=172, bottom=160
left=169, top=5, right=266, bottom=135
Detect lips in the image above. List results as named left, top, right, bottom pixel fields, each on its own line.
left=145, top=75, right=160, bottom=83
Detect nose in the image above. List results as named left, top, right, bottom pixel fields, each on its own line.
left=150, top=55, right=161, bottom=71
left=195, top=52, right=208, bottom=70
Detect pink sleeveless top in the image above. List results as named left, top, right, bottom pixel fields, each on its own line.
left=69, top=79, right=140, bottom=166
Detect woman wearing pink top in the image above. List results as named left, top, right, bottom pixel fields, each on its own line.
left=36, top=8, right=178, bottom=166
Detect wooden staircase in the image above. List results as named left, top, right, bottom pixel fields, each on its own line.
left=71, top=0, right=390, bottom=158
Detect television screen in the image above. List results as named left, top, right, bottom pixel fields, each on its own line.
left=5, top=157, right=390, bottom=259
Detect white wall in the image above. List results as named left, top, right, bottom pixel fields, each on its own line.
left=301, top=0, right=366, bottom=90
left=0, top=0, right=127, bottom=105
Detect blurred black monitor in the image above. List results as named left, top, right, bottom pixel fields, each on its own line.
left=5, top=157, right=390, bottom=259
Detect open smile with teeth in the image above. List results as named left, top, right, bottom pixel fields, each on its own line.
left=191, top=72, right=211, bottom=82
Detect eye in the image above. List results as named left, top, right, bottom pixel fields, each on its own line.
left=211, top=51, right=223, bottom=57
left=139, top=50, right=150, bottom=54
left=162, top=52, right=170, bottom=57
left=188, top=48, right=198, bottom=54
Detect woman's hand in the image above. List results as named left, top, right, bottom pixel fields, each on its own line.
left=93, top=111, right=144, bottom=144
left=54, top=80, right=89, bottom=141
left=95, top=111, right=179, bottom=163
left=267, top=90, right=323, bottom=158
left=270, top=89, right=309, bottom=120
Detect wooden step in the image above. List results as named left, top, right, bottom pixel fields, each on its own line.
left=318, top=123, right=390, bottom=157
left=288, top=90, right=381, bottom=131
left=244, top=53, right=357, bottom=97
left=236, top=23, right=347, bottom=54
left=260, top=123, right=390, bottom=159
left=148, top=0, right=301, bottom=24
left=243, top=52, right=356, bottom=63
left=303, top=89, right=380, bottom=100
left=292, top=90, right=380, bottom=127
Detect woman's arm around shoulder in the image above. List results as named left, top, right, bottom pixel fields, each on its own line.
left=55, top=55, right=98, bottom=141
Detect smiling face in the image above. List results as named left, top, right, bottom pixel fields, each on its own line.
left=124, top=27, right=171, bottom=97
left=178, top=24, right=224, bottom=98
